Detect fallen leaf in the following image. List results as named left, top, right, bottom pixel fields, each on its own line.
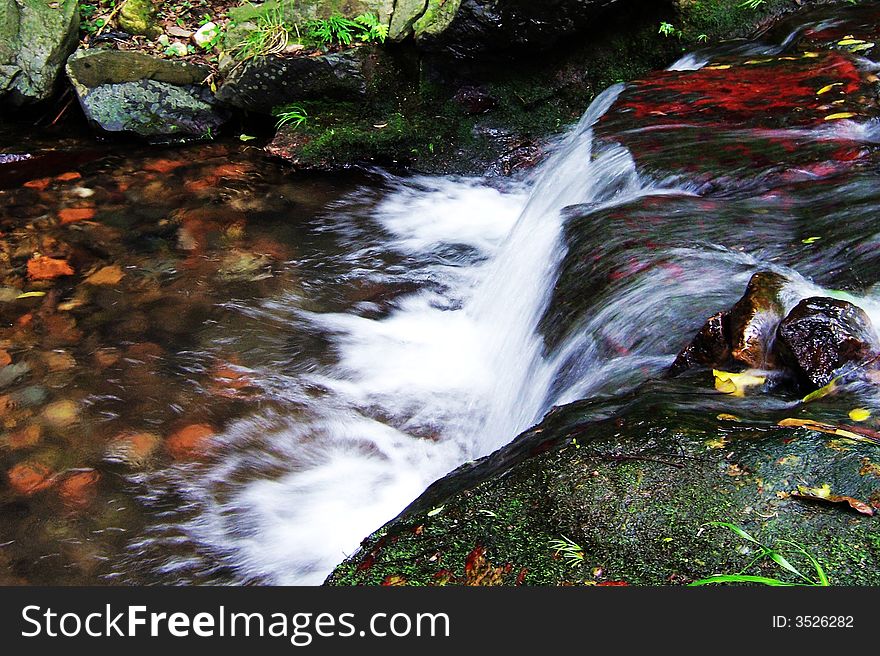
left=816, top=83, right=844, bottom=95
left=792, top=484, right=874, bottom=516
left=464, top=546, right=508, bottom=586
left=381, top=575, right=408, bottom=586
left=23, top=177, right=51, bottom=190
left=824, top=112, right=857, bottom=121
left=716, top=413, right=740, bottom=422
left=6, top=424, right=42, bottom=450
left=713, top=369, right=766, bottom=397
left=778, top=417, right=880, bottom=444
left=801, top=377, right=838, bottom=403
left=7, top=462, right=55, bottom=495
left=106, top=432, right=161, bottom=468
left=859, top=458, right=880, bottom=478
left=58, top=207, right=95, bottom=225
left=41, top=400, right=79, bottom=428
left=27, top=255, right=74, bottom=280
left=55, top=172, right=81, bottom=182
left=166, top=423, right=215, bottom=460
left=0, top=349, right=10, bottom=367
left=57, top=469, right=100, bottom=508
left=84, top=265, right=124, bottom=286
left=849, top=408, right=871, bottom=422
left=15, top=291, right=46, bottom=299
left=705, top=436, right=728, bottom=450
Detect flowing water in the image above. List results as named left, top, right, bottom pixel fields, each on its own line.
left=3, top=5, right=880, bottom=585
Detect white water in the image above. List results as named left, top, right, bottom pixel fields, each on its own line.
left=136, top=83, right=706, bottom=585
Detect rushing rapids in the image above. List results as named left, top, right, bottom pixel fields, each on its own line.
left=2, top=4, right=880, bottom=586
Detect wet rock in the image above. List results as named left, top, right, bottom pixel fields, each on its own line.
left=328, top=381, right=880, bottom=586
left=668, top=311, right=731, bottom=377
left=410, top=0, right=636, bottom=58
left=66, top=48, right=227, bottom=140
left=775, top=297, right=880, bottom=389
left=0, top=0, right=79, bottom=106
left=727, top=271, right=787, bottom=368
left=668, top=272, right=787, bottom=376
left=453, top=85, right=497, bottom=114
left=216, top=48, right=372, bottom=114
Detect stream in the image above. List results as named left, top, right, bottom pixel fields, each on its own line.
left=3, top=4, right=880, bottom=586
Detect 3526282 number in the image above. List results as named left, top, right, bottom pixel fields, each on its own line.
left=795, top=616, right=854, bottom=628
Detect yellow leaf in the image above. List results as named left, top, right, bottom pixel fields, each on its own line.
left=704, top=64, right=732, bottom=70
left=801, top=376, right=838, bottom=403
left=824, top=112, right=857, bottom=121
left=713, top=369, right=766, bottom=397
left=849, top=408, right=871, bottom=422
left=716, top=413, right=740, bottom=422
left=837, top=38, right=865, bottom=46
left=797, top=483, right=832, bottom=499
left=15, top=291, right=46, bottom=299
left=705, top=437, right=728, bottom=450
left=816, top=83, right=843, bottom=95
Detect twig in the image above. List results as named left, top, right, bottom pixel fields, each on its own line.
left=95, top=0, right=130, bottom=39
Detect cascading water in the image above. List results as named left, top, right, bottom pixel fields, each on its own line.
left=119, top=5, right=880, bottom=586
left=129, top=84, right=704, bottom=585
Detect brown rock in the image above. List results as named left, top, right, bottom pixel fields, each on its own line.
left=668, top=311, right=731, bottom=376
left=775, top=297, right=879, bottom=388
left=728, top=271, right=787, bottom=368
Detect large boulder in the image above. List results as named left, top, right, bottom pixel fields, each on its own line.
left=66, top=49, right=227, bottom=140
left=775, top=297, right=880, bottom=388
left=327, top=380, right=880, bottom=586
left=0, top=0, right=79, bottom=107
left=215, top=48, right=372, bottom=114
left=404, top=0, right=629, bottom=57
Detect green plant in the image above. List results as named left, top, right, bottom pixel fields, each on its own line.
left=697, top=33, right=709, bottom=43
left=233, top=3, right=296, bottom=60
left=690, top=523, right=830, bottom=586
left=273, top=104, right=308, bottom=130
left=738, top=0, right=766, bottom=9
left=306, top=13, right=387, bottom=46
left=549, top=536, right=585, bottom=568
left=658, top=21, right=676, bottom=37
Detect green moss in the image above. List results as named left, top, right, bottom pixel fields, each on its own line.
left=413, top=0, right=462, bottom=37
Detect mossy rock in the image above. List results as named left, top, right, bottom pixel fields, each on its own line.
left=118, top=0, right=162, bottom=39
left=0, top=0, right=79, bottom=106
left=66, top=48, right=226, bottom=140
left=328, top=378, right=880, bottom=586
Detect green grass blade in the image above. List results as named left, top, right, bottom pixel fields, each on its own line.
left=689, top=574, right=796, bottom=586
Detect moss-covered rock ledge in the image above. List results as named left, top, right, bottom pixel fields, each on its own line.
left=262, top=0, right=834, bottom=173
left=327, top=378, right=880, bottom=585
